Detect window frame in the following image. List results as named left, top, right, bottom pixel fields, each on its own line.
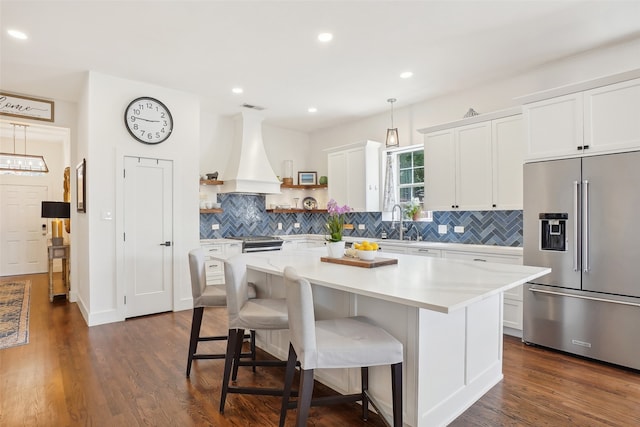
left=381, top=144, right=432, bottom=221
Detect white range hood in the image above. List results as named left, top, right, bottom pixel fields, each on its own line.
left=220, top=109, right=281, bottom=194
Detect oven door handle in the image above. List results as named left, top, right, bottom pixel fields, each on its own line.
left=243, top=247, right=282, bottom=253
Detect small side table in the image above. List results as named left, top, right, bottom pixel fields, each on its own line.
left=48, top=244, right=70, bottom=302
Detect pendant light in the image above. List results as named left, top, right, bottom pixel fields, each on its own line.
left=385, top=98, right=399, bottom=148
left=0, top=123, right=49, bottom=174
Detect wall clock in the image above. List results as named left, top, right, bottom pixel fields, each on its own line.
left=302, top=197, right=318, bottom=210
left=124, top=97, right=173, bottom=144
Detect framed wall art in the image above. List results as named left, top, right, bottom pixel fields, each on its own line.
left=298, top=171, right=317, bottom=185
left=0, top=92, right=55, bottom=122
left=76, top=158, right=86, bottom=213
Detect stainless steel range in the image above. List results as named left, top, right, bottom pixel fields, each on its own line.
left=228, top=236, right=283, bottom=253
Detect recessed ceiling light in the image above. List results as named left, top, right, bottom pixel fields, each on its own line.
left=400, top=71, right=413, bottom=79
left=7, top=29, right=28, bottom=40
left=232, top=87, right=243, bottom=94
left=308, top=107, right=318, bottom=113
left=317, top=33, right=333, bottom=43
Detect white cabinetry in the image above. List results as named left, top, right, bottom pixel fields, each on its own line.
left=522, top=75, right=640, bottom=162
left=443, top=250, right=523, bottom=335
left=424, top=122, right=492, bottom=211
left=492, top=116, right=524, bottom=210
left=377, top=243, right=408, bottom=255
left=584, top=78, right=640, bottom=153
left=281, top=238, right=326, bottom=251
left=421, top=109, right=523, bottom=211
left=326, top=140, right=380, bottom=212
left=200, top=241, right=242, bottom=285
left=407, top=247, right=442, bottom=258
left=523, top=93, right=584, bottom=160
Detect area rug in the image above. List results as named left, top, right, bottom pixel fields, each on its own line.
left=0, top=280, right=31, bottom=350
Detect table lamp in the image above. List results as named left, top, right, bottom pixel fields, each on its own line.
left=41, top=201, right=70, bottom=246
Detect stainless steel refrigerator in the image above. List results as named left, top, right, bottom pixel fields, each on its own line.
left=523, top=151, right=640, bottom=370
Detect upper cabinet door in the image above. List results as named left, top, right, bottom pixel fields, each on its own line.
left=425, top=129, right=456, bottom=210
left=583, top=77, right=640, bottom=155
left=327, top=151, right=348, bottom=206
left=523, top=93, right=584, bottom=161
left=326, top=140, right=381, bottom=212
left=456, top=122, right=493, bottom=211
left=492, top=116, right=524, bottom=210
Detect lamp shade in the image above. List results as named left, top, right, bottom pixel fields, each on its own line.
left=41, top=201, right=70, bottom=219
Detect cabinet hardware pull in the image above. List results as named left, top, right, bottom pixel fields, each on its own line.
left=473, top=258, right=487, bottom=262
left=160, top=241, right=171, bottom=247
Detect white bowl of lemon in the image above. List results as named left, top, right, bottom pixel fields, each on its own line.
left=353, top=241, right=378, bottom=261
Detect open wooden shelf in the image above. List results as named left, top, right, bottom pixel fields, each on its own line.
left=266, top=209, right=328, bottom=214
left=280, top=184, right=327, bottom=190
left=199, top=179, right=224, bottom=185
left=199, top=208, right=223, bottom=214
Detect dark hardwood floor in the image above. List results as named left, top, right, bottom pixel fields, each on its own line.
left=2, top=274, right=639, bottom=426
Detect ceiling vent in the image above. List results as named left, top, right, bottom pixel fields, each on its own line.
left=240, top=103, right=265, bottom=111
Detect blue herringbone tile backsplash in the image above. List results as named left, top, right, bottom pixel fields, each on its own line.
left=200, top=194, right=523, bottom=247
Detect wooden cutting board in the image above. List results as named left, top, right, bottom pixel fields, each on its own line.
left=320, top=256, right=398, bottom=268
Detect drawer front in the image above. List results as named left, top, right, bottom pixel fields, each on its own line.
left=225, top=243, right=243, bottom=257
left=503, top=299, right=523, bottom=330
left=202, top=244, right=224, bottom=258
left=206, top=275, right=225, bottom=286
left=205, top=259, right=223, bottom=275
left=444, top=250, right=521, bottom=265
left=408, top=247, right=442, bottom=258
left=504, top=284, right=523, bottom=301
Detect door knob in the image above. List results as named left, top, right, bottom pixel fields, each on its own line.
left=160, top=241, right=171, bottom=247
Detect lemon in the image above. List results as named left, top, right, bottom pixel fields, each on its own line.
left=371, top=243, right=379, bottom=250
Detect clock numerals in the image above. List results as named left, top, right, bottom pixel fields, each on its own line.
left=125, top=97, right=173, bottom=144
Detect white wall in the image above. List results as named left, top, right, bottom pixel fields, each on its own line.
left=308, top=37, right=640, bottom=175
left=79, top=72, right=201, bottom=326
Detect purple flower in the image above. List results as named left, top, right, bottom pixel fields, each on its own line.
left=326, top=199, right=351, bottom=242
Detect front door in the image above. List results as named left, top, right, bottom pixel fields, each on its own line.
left=123, top=157, right=173, bottom=318
left=0, top=184, right=48, bottom=276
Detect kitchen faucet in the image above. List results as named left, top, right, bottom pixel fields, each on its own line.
left=391, top=204, right=405, bottom=240
left=407, top=223, right=421, bottom=241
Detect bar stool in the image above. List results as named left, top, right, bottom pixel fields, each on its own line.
left=219, top=255, right=290, bottom=413
left=186, top=248, right=255, bottom=377
left=280, top=267, right=403, bottom=427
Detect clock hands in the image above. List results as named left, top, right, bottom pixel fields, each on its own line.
left=135, top=117, right=160, bottom=123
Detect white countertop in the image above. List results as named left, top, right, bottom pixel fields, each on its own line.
left=240, top=248, right=549, bottom=314
left=202, top=235, right=523, bottom=257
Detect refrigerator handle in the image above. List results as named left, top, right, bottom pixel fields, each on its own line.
left=583, top=179, right=589, bottom=273
left=573, top=180, right=579, bottom=272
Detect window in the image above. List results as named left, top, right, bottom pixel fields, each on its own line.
left=382, top=144, right=431, bottom=220
left=397, top=149, right=424, bottom=203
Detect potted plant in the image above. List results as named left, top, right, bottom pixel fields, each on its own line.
left=325, top=199, right=351, bottom=258
left=405, top=199, right=421, bottom=221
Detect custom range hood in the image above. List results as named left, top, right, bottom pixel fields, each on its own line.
left=220, top=109, right=281, bottom=194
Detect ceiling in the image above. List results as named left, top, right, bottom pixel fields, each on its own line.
left=1, top=1, right=639, bottom=133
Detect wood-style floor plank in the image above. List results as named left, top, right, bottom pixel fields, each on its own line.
left=2, top=274, right=639, bottom=426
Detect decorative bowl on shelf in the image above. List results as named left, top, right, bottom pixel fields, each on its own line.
left=357, top=250, right=376, bottom=261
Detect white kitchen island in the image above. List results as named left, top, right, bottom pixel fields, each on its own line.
left=234, top=248, right=550, bottom=427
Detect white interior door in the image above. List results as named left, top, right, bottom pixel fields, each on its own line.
left=123, top=157, right=173, bottom=318
left=0, top=184, right=48, bottom=276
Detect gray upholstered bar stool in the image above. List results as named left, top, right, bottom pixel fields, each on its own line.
left=219, top=255, right=290, bottom=413
left=186, top=248, right=255, bottom=377
left=280, top=267, right=403, bottom=427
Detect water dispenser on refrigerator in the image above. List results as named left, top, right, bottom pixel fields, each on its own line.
left=539, top=213, right=568, bottom=251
